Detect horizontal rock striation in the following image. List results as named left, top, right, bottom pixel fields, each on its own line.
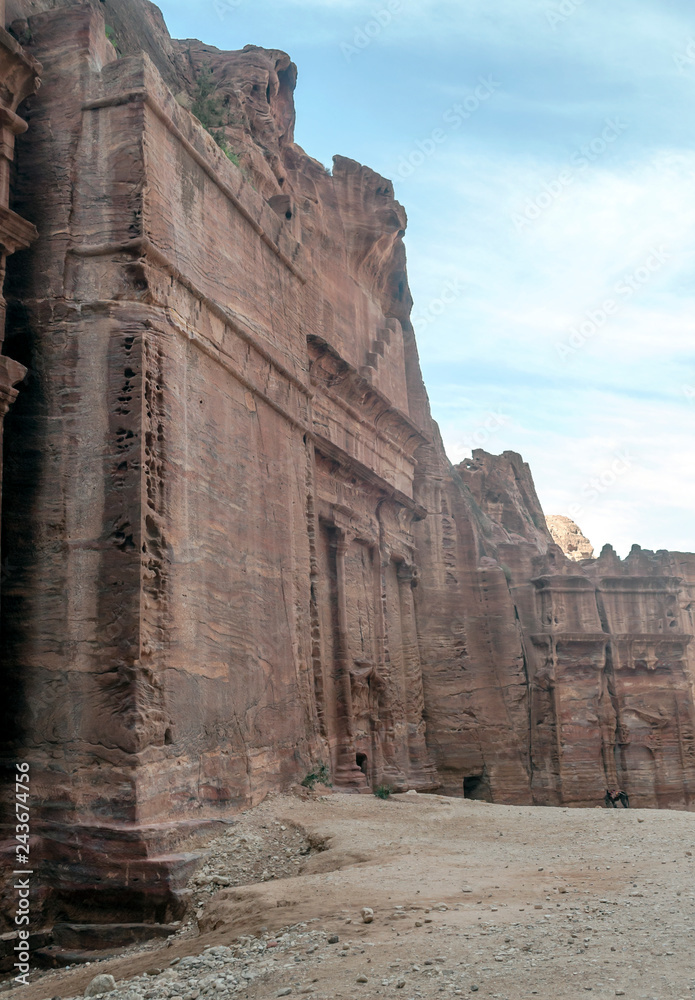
left=0, top=0, right=693, bottom=948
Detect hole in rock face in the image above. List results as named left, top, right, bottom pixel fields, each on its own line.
left=463, top=774, right=486, bottom=799
left=285, top=210, right=293, bottom=220
left=164, top=728, right=173, bottom=745
left=356, top=753, right=369, bottom=781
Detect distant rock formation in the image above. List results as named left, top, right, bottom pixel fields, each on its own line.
left=0, top=0, right=693, bottom=956
left=546, top=514, right=595, bottom=561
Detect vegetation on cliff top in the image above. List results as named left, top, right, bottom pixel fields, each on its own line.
left=191, top=66, right=240, bottom=166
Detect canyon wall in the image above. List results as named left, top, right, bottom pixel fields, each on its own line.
left=0, top=0, right=693, bottom=950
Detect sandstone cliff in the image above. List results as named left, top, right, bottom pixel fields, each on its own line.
left=546, top=514, right=595, bottom=561
left=0, top=0, right=693, bottom=954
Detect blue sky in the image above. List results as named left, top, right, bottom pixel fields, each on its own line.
left=157, top=0, right=695, bottom=556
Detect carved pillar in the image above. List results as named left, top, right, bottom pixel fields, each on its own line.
left=376, top=549, right=408, bottom=788
left=397, top=561, right=438, bottom=787
left=0, top=355, right=25, bottom=554
left=332, top=531, right=368, bottom=789
left=0, top=27, right=40, bottom=613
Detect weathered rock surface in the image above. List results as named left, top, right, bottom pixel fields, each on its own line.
left=0, top=0, right=694, bottom=944
left=546, top=514, right=594, bottom=561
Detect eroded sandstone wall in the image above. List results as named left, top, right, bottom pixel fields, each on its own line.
left=0, top=3, right=439, bottom=931
left=0, top=0, right=693, bottom=943
left=438, top=451, right=695, bottom=810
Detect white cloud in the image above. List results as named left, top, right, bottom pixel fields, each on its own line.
left=404, top=144, right=695, bottom=555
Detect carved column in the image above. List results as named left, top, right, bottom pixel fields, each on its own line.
left=332, top=531, right=368, bottom=789
left=0, top=24, right=41, bottom=610
left=0, top=355, right=25, bottom=555
left=397, top=561, right=438, bottom=787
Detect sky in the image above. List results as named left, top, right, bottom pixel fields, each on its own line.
left=156, top=0, right=695, bottom=557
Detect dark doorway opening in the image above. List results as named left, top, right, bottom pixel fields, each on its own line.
left=463, top=774, right=485, bottom=799
left=356, top=753, right=369, bottom=782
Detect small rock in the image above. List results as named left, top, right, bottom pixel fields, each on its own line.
left=361, top=907, right=374, bottom=924
left=277, top=990, right=292, bottom=998
left=328, top=934, right=339, bottom=944
left=471, top=987, right=479, bottom=993
left=85, top=976, right=117, bottom=997
left=356, top=975, right=368, bottom=984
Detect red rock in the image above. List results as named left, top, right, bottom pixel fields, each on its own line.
left=0, top=0, right=693, bottom=944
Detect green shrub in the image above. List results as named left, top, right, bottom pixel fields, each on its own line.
left=104, top=25, right=122, bottom=56
left=210, top=129, right=240, bottom=165
left=373, top=784, right=392, bottom=800
left=190, top=69, right=243, bottom=165
left=301, top=763, right=332, bottom=789
left=191, top=66, right=226, bottom=130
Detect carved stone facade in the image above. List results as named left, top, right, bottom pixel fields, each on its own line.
left=439, top=452, right=695, bottom=810
left=0, top=0, right=39, bottom=603
left=0, top=0, right=694, bottom=953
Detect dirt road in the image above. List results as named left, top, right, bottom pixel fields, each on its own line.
left=6, top=792, right=695, bottom=1000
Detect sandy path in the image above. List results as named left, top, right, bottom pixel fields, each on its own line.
left=5, top=792, right=695, bottom=1000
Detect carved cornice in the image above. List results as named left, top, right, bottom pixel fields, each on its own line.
left=314, top=435, right=427, bottom=520
left=0, top=355, right=27, bottom=416
left=530, top=633, right=610, bottom=647
left=308, top=334, right=429, bottom=456
left=0, top=27, right=42, bottom=114
left=0, top=204, right=37, bottom=254
left=610, top=633, right=692, bottom=646
left=598, top=577, right=683, bottom=592
left=531, top=575, right=598, bottom=592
